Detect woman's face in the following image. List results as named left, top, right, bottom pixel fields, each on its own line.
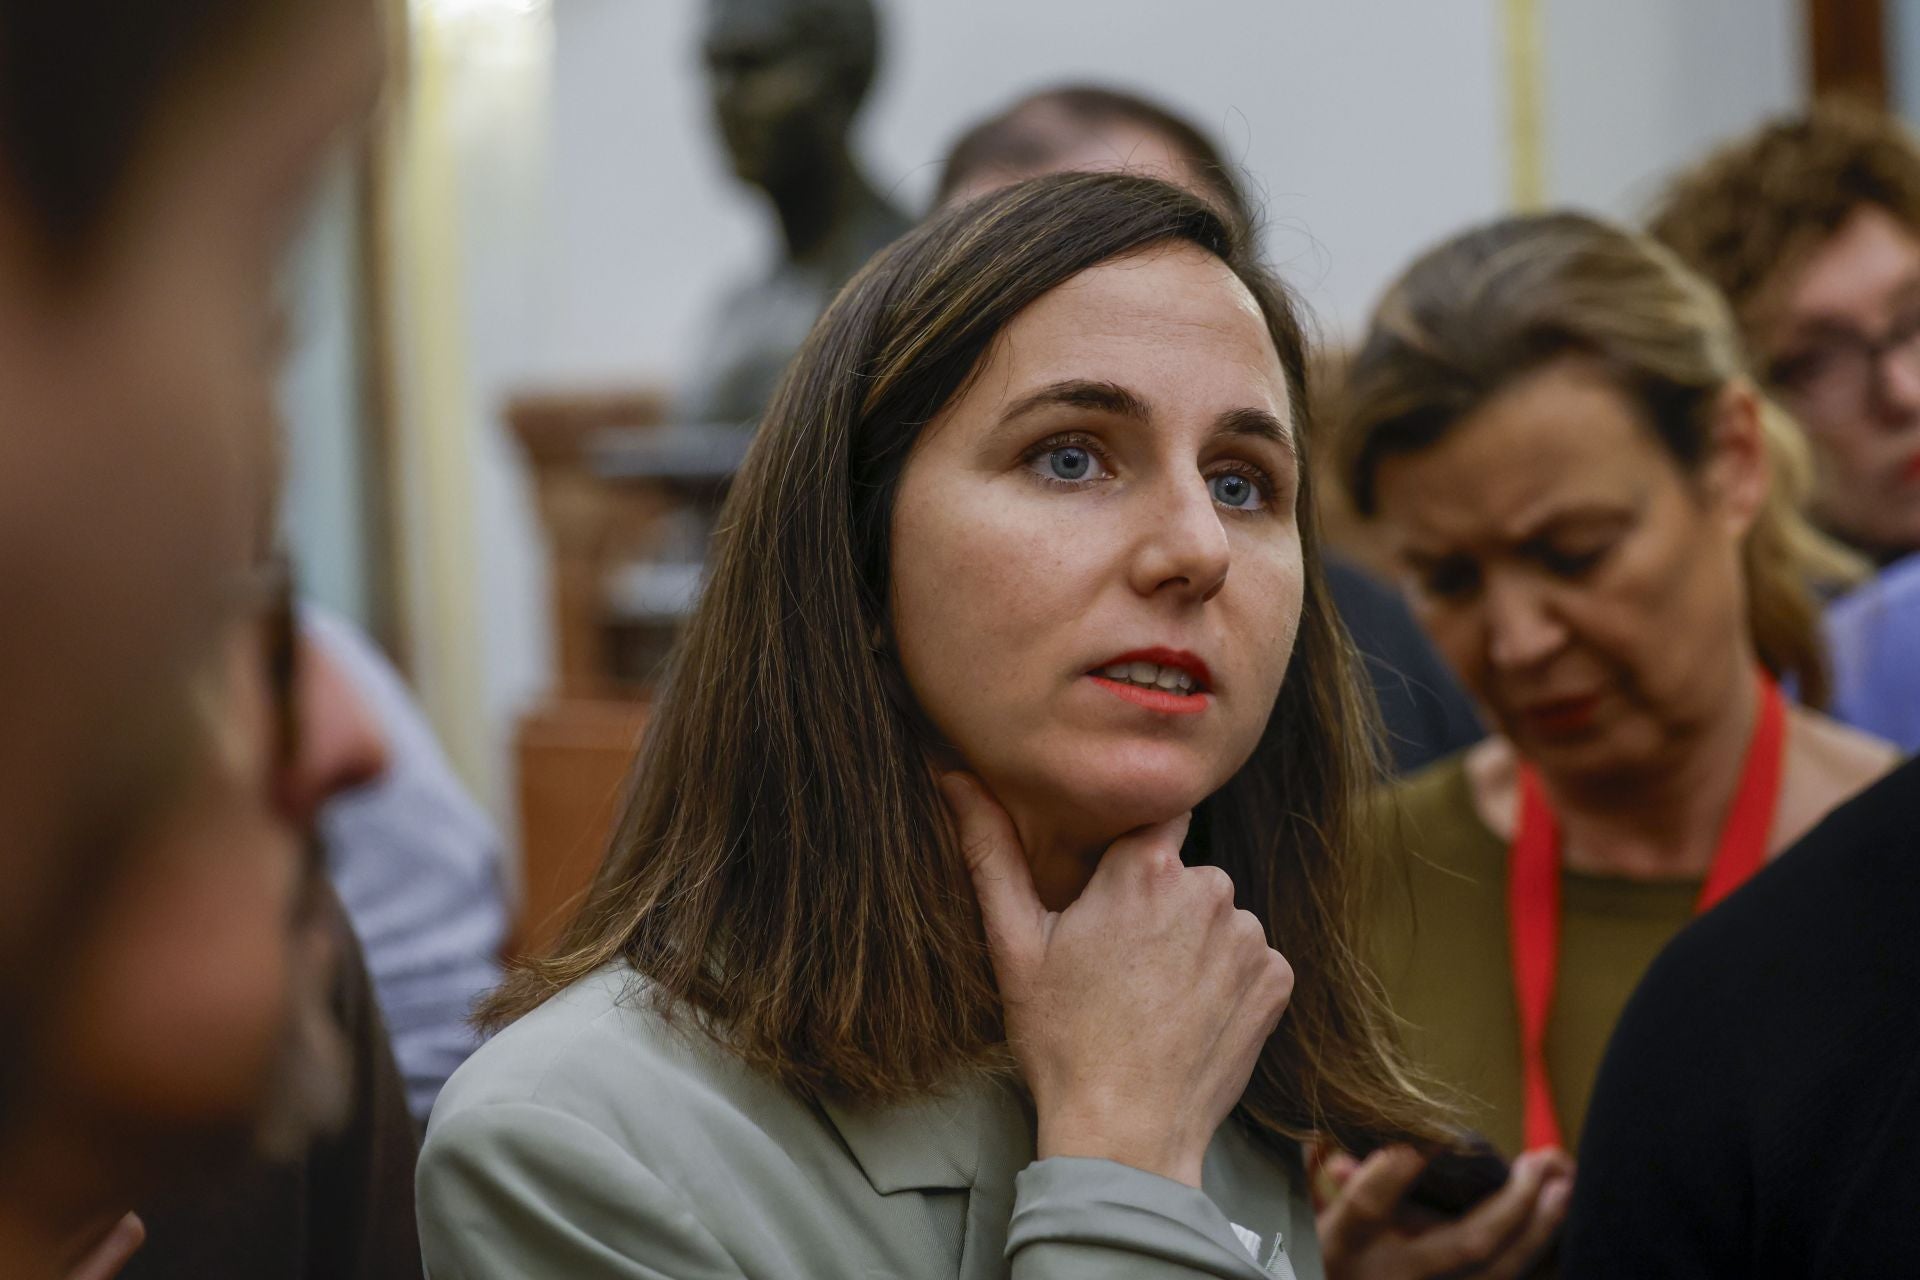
left=1373, top=357, right=1764, bottom=779
left=890, top=244, right=1304, bottom=843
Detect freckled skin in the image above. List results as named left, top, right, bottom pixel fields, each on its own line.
left=889, top=245, right=1303, bottom=899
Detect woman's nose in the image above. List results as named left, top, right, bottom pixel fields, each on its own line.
left=1129, top=475, right=1231, bottom=601
left=1873, top=345, right=1920, bottom=421
left=1484, top=577, right=1567, bottom=672
left=281, top=638, right=388, bottom=826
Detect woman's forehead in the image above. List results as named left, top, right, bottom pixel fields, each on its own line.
left=974, top=247, right=1286, bottom=406
left=1376, top=363, right=1667, bottom=535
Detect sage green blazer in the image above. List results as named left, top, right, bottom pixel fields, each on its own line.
left=418, top=964, right=1321, bottom=1279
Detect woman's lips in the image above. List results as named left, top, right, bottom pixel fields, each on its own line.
left=1518, top=693, right=1601, bottom=737
left=1086, top=676, right=1210, bottom=715
left=1084, top=647, right=1213, bottom=715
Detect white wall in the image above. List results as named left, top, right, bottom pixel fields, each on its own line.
left=1892, top=0, right=1920, bottom=119
left=534, top=0, right=1507, bottom=385
left=1541, top=0, right=1804, bottom=219
left=283, top=156, right=374, bottom=630
left=424, top=0, right=1808, bottom=818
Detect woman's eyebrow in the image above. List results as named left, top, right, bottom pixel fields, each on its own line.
left=999, top=378, right=1151, bottom=425
left=1213, top=407, right=1296, bottom=463
left=992, top=381, right=1295, bottom=462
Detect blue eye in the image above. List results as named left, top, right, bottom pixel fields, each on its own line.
left=1209, top=472, right=1263, bottom=509
left=1049, top=447, right=1094, bottom=481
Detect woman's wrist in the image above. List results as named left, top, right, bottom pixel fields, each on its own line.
left=1035, top=1106, right=1205, bottom=1188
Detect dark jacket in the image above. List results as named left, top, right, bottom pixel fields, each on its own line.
left=1565, top=756, right=1920, bottom=1278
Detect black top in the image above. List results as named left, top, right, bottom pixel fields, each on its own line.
left=1325, top=556, right=1482, bottom=774
left=1564, top=756, right=1920, bottom=1279
left=123, top=881, right=423, bottom=1280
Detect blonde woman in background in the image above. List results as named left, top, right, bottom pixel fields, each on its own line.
left=1334, top=212, right=1895, bottom=1185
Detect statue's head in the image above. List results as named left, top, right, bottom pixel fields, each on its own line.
left=701, top=0, right=880, bottom=194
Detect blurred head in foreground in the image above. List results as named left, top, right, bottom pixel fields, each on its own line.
left=0, top=0, right=386, bottom=1264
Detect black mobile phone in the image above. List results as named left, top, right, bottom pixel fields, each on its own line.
left=1346, top=1132, right=1510, bottom=1218
left=1401, top=1136, right=1512, bottom=1218
left=1347, top=1135, right=1560, bottom=1277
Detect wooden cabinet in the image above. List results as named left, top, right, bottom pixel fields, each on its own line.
left=505, top=389, right=742, bottom=957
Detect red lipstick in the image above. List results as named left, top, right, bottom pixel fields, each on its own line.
left=1086, top=648, right=1212, bottom=715
left=1519, top=694, right=1601, bottom=737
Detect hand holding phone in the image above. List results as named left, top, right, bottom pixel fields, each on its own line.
left=1316, top=1143, right=1571, bottom=1280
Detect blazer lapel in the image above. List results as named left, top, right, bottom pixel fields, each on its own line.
left=818, top=1076, right=1036, bottom=1280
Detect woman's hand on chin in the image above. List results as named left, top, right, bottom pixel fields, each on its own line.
left=940, top=772, right=1293, bottom=1189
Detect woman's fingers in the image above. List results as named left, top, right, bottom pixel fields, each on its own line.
left=1318, top=1145, right=1428, bottom=1259
left=949, top=786, right=1281, bottom=1189
left=1403, top=1149, right=1558, bottom=1277
left=1085, top=811, right=1195, bottom=893
left=64, top=1212, right=145, bottom=1280
left=1479, top=1168, right=1572, bottom=1280
left=940, top=773, right=1047, bottom=982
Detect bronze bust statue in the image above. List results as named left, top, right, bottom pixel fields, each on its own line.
left=678, top=0, right=909, bottom=428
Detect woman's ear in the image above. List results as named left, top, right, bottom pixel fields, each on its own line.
left=1702, top=382, right=1769, bottom=540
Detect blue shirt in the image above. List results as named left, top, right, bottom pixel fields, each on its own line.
left=1827, top=552, right=1920, bottom=754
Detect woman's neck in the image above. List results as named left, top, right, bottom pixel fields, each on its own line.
left=1536, top=670, right=1762, bottom=879
left=994, top=793, right=1126, bottom=912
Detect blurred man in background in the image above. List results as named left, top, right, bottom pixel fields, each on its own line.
left=1653, top=104, right=1920, bottom=751
left=1654, top=103, right=1920, bottom=568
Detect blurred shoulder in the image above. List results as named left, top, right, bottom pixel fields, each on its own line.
left=1374, top=744, right=1503, bottom=880
left=1395, top=742, right=1502, bottom=835
left=1778, top=708, right=1901, bottom=850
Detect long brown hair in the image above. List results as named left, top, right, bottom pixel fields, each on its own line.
left=483, top=173, right=1448, bottom=1150
left=1339, top=210, right=1861, bottom=708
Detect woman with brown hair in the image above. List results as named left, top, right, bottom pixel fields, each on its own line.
left=419, top=173, right=1561, bottom=1278
left=1339, top=212, right=1895, bottom=1173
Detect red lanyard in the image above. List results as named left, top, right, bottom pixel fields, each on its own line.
left=1508, top=669, right=1786, bottom=1152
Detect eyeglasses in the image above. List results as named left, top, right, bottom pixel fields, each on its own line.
left=261, top=552, right=300, bottom=773
left=234, top=551, right=333, bottom=917
left=225, top=552, right=301, bottom=773
left=1765, top=309, right=1920, bottom=421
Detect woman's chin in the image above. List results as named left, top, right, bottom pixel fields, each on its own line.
left=1022, top=768, right=1217, bottom=839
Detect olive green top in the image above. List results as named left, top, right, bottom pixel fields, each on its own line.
left=1372, top=755, right=1701, bottom=1156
